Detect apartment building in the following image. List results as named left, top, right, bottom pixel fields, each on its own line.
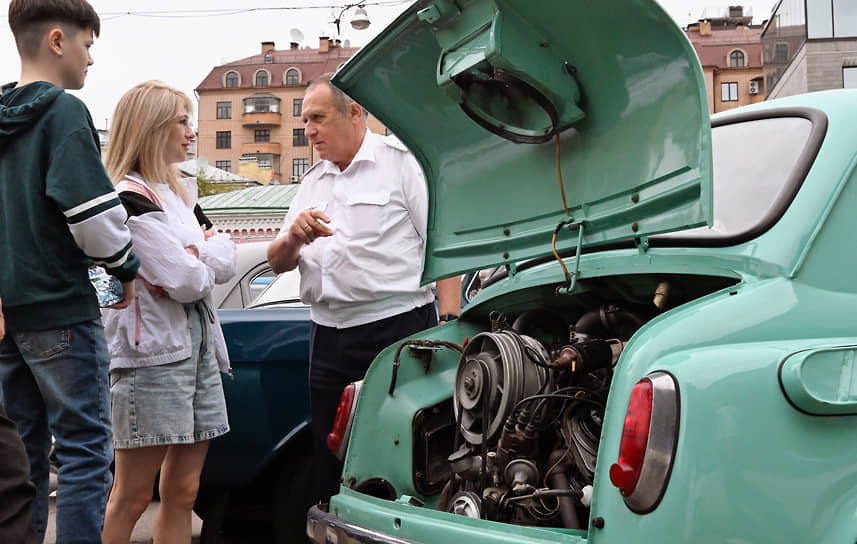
left=762, top=0, right=857, bottom=98
left=685, top=6, right=766, bottom=114
left=196, top=39, right=386, bottom=185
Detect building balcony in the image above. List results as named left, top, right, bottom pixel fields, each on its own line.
left=242, top=112, right=281, bottom=127
left=241, top=142, right=281, bottom=155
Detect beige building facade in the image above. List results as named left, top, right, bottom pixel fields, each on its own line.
left=196, top=39, right=386, bottom=185
left=685, top=7, right=766, bottom=114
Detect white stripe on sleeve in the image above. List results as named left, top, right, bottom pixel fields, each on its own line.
left=63, top=191, right=119, bottom=219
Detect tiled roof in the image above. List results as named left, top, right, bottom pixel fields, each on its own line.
left=199, top=184, right=300, bottom=214
left=687, top=28, right=763, bottom=68
left=196, top=45, right=359, bottom=92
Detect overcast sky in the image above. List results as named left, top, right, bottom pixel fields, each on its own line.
left=0, top=0, right=778, bottom=129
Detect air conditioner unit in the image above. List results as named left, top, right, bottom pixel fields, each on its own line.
left=290, top=176, right=300, bottom=182
left=748, top=80, right=760, bottom=95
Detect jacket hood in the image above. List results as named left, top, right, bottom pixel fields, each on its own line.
left=0, top=81, right=64, bottom=141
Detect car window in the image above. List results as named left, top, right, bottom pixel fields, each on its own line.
left=662, top=115, right=816, bottom=240
left=248, top=269, right=277, bottom=301
left=249, top=269, right=303, bottom=308
left=464, top=267, right=505, bottom=302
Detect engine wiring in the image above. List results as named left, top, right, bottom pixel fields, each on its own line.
left=556, top=133, right=570, bottom=217
left=552, top=133, right=574, bottom=287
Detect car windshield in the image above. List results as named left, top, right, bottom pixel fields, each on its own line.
left=661, top=115, right=816, bottom=240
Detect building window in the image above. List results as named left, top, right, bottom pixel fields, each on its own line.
left=720, top=82, right=739, bottom=102
left=293, top=98, right=302, bottom=116
left=216, top=102, right=231, bottom=119
left=286, top=68, right=300, bottom=85
left=216, top=131, right=231, bottom=149
left=254, top=129, right=270, bottom=143
left=835, top=0, right=857, bottom=38
left=244, top=96, right=279, bottom=114
left=807, top=0, right=834, bottom=38
left=844, top=67, right=857, bottom=88
left=293, top=158, right=309, bottom=178
left=255, top=70, right=269, bottom=87
left=293, top=128, right=308, bottom=146
left=225, top=71, right=239, bottom=88
left=774, top=43, right=789, bottom=63
left=264, top=51, right=273, bottom=64
left=258, top=158, right=272, bottom=169
left=729, top=50, right=745, bottom=68
left=215, top=160, right=231, bottom=172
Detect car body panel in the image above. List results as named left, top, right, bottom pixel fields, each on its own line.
left=201, top=306, right=311, bottom=489
left=312, top=492, right=586, bottom=544
left=333, top=0, right=713, bottom=283
left=590, top=278, right=857, bottom=542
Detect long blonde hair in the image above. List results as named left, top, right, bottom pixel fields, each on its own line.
left=105, top=80, right=194, bottom=204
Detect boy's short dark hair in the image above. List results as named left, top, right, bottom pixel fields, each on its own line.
left=8, top=0, right=101, bottom=58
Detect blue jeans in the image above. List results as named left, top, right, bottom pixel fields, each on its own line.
left=0, top=320, right=113, bottom=544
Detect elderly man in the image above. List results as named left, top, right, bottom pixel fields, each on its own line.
left=268, top=75, right=461, bottom=501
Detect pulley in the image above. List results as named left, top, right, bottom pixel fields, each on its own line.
left=453, top=331, right=550, bottom=445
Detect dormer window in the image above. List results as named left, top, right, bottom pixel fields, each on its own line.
left=264, top=52, right=273, bottom=64
left=285, top=68, right=300, bottom=86
left=255, top=70, right=270, bottom=87
left=729, top=50, right=745, bottom=68
left=225, top=71, right=239, bottom=88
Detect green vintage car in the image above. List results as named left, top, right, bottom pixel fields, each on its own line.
left=307, top=0, right=857, bottom=542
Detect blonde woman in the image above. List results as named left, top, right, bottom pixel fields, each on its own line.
left=100, top=81, right=236, bottom=543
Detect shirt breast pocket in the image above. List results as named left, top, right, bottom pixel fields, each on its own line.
left=345, top=191, right=390, bottom=237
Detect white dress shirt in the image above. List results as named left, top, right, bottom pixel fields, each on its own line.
left=280, top=130, right=434, bottom=328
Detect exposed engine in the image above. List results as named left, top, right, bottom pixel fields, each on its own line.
left=439, top=304, right=648, bottom=529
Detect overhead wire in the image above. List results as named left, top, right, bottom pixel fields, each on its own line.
left=0, top=1, right=412, bottom=21
left=95, top=1, right=411, bottom=20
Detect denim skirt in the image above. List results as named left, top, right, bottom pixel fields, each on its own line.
left=109, top=304, right=229, bottom=449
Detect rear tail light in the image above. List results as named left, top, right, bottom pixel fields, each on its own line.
left=327, top=381, right=362, bottom=461
left=609, top=371, right=679, bottom=513
left=609, top=379, right=652, bottom=495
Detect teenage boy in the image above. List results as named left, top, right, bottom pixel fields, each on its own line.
left=0, top=1, right=140, bottom=542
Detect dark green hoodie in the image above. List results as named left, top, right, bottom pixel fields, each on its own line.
left=0, top=82, right=139, bottom=331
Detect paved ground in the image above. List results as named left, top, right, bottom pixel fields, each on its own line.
left=44, top=472, right=202, bottom=544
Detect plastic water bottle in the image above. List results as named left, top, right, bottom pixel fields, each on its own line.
left=89, top=265, right=124, bottom=307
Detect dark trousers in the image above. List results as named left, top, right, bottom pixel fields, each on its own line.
left=309, top=303, right=437, bottom=503
left=0, top=401, right=39, bottom=544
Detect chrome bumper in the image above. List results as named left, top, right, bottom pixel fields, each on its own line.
left=307, top=504, right=420, bottom=544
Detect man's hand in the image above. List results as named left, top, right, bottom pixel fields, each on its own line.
left=290, top=209, right=333, bottom=245
left=107, top=280, right=136, bottom=310
left=269, top=209, right=334, bottom=273
left=202, top=225, right=217, bottom=240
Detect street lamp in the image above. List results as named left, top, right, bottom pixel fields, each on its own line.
left=332, top=4, right=371, bottom=35
left=350, top=7, right=371, bottom=30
